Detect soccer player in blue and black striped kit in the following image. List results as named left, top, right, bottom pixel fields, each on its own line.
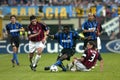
left=6, top=15, right=24, bottom=67
left=82, top=13, right=103, bottom=68
left=44, top=26, right=81, bottom=71
left=82, top=13, right=98, bottom=49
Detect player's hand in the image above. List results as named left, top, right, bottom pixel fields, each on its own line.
left=19, top=27, right=24, bottom=32
left=73, top=57, right=77, bottom=59
left=87, top=36, right=92, bottom=40
left=90, top=29, right=95, bottom=32
left=36, top=30, right=41, bottom=35
left=42, top=38, right=46, bottom=44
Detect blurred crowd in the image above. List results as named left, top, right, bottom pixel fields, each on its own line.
left=0, top=0, right=120, bottom=40
left=0, top=0, right=120, bottom=7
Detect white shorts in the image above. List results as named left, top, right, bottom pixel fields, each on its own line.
left=29, top=41, right=46, bottom=53
left=73, top=60, right=90, bottom=71
left=97, top=37, right=102, bottom=50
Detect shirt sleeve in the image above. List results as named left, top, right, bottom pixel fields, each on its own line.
left=17, top=23, right=22, bottom=29
left=82, top=50, right=87, bottom=58
left=5, top=24, right=10, bottom=34
left=40, top=22, right=49, bottom=31
left=73, top=31, right=80, bottom=39
left=54, top=33, right=59, bottom=40
left=82, top=21, right=87, bottom=30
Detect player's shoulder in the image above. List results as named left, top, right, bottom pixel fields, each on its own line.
left=38, top=22, right=46, bottom=26
left=6, top=23, right=11, bottom=27
left=7, top=23, right=11, bottom=25
left=15, top=22, right=22, bottom=26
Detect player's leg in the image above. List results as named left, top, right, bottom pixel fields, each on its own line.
left=32, top=47, right=42, bottom=67
left=13, top=46, right=19, bottom=65
left=11, top=46, right=16, bottom=67
left=11, top=37, right=19, bottom=67
left=28, top=41, right=36, bottom=70
left=44, top=53, right=64, bottom=71
left=45, top=53, right=68, bottom=71
left=73, top=59, right=89, bottom=71
left=54, top=54, right=67, bottom=71
left=32, top=41, right=45, bottom=71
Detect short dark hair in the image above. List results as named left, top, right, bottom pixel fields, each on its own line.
left=88, top=41, right=96, bottom=49
left=30, top=15, right=36, bottom=21
left=10, top=15, right=17, bottom=19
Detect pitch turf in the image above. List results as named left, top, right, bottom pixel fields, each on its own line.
left=0, top=53, right=120, bottom=80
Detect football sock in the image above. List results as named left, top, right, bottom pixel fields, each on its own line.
left=54, top=60, right=62, bottom=66
left=12, top=53, right=16, bottom=60
left=59, top=63, right=66, bottom=71
left=54, top=60, right=66, bottom=71
left=33, top=55, right=41, bottom=67
left=29, top=57, right=33, bottom=64
left=67, top=62, right=74, bottom=70
left=13, top=53, right=19, bottom=64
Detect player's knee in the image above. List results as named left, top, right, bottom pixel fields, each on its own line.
left=37, top=48, right=43, bottom=54
left=59, top=54, right=68, bottom=61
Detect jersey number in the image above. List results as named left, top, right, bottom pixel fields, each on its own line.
left=88, top=53, right=96, bottom=62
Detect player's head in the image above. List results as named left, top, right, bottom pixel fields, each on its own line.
left=88, top=13, right=95, bottom=21
left=63, top=26, right=70, bottom=33
left=87, top=41, right=96, bottom=49
left=30, top=15, right=37, bottom=25
left=10, top=15, right=16, bottom=23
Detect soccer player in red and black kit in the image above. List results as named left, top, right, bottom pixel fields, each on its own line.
left=67, top=41, right=103, bottom=72
left=27, top=15, right=49, bottom=71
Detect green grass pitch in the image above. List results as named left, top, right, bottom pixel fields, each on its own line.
left=0, top=53, right=120, bottom=80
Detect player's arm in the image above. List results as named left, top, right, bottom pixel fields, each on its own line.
left=19, top=27, right=25, bottom=32
left=18, top=23, right=25, bottom=32
left=73, top=52, right=86, bottom=62
left=82, top=22, right=95, bottom=33
left=5, top=25, right=10, bottom=37
left=42, top=29, right=50, bottom=43
left=47, top=34, right=54, bottom=39
left=28, top=29, right=41, bottom=39
left=96, top=23, right=102, bottom=36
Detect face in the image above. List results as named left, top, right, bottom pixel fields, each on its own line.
left=31, top=19, right=37, bottom=25
left=88, top=13, right=94, bottom=21
left=10, top=17, right=16, bottom=23
left=87, top=42, right=93, bottom=49
left=63, top=27, right=69, bottom=33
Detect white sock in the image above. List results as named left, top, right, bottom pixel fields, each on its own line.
left=68, top=62, right=74, bottom=70
left=33, top=55, right=41, bottom=67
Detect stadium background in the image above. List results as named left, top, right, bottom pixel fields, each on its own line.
left=0, top=0, right=120, bottom=54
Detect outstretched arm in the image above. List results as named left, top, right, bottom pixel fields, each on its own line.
left=19, top=27, right=25, bottom=32
left=28, top=30, right=41, bottom=39
left=47, top=34, right=54, bottom=39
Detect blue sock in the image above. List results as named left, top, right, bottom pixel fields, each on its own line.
left=13, top=53, right=19, bottom=64
left=12, top=53, right=16, bottom=60
left=54, top=60, right=66, bottom=71
left=59, top=63, right=66, bottom=71
left=54, top=60, right=62, bottom=66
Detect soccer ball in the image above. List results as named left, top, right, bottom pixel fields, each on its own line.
left=50, top=65, right=58, bottom=72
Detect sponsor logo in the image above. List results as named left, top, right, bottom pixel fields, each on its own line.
left=0, top=40, right=84, bottom=53
left=106, top=39, right=120, bottom=53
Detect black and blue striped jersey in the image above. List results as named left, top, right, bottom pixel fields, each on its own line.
left=6, top=22, right=22, bottom=37
left=82, top=20, right=98, bottom=40
left=54, top=31, right=80, bottom=49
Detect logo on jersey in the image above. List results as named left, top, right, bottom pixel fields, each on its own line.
left=106, top=39, right=120, bottom=53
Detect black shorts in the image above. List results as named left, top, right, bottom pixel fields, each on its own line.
left=10, top=36, right=20, bottom=48
left=83, top=39, right=97, bottom=49
left=61, top=48, right=75, bottom=61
